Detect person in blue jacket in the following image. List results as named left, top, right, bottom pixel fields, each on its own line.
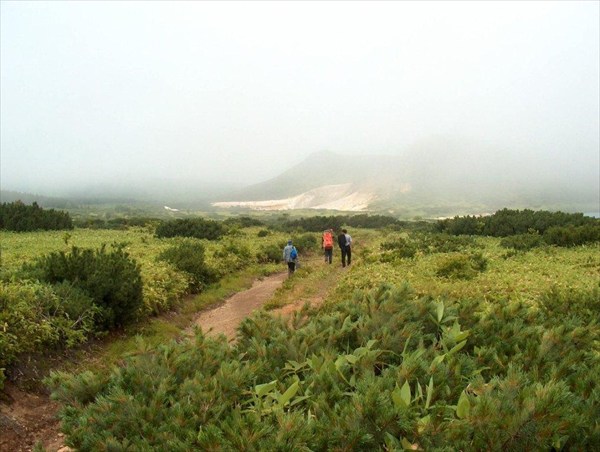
left=283, top=240, right=298, bottom=276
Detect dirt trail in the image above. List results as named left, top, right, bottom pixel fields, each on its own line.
left=1, top=257, right=345, bottom=452
left=188, top=271, right=288, bottom=340
left=0, top=384, right=67, bottom=452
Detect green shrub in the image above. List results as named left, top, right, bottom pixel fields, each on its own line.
left=500, top=233, right=543, bottom=251
left=48, top=283, right=599, bottom=450
left=0, top=280, right=98, bottom=387
left=158, top=240, right=216, bottom=293
left=292, top=233, right=319, bottom=254
left=155, top=218, right=226, bottom=240
left=257, top=229, right=270, bottom=238
left=279, top=214, right=401, bottom=232
left=436, top=253, right=487, bottom=279
left=142, top=261, right=189, bottom=315
left=543, top=224, right=600, bottom=247
left=256, top=244, right=282, bottom=264
left=0, top=201, right=73, bottom=232
left=223, top=216, right=264, bottom=228
left=380, top=237, right=417, bottom=259
left=29, top=245, right=143, bottom=330
left=210, top=240, right=254, bottom=278
left=438, top=208, right=597, bottom=237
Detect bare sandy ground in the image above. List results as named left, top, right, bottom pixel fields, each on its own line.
left=189, top=272, right=288, bottom=340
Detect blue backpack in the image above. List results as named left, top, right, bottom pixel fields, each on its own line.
left=290, top=247, right=298, bottom=260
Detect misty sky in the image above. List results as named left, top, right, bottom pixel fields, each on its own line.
left=1, top=1, right=599, bottom=196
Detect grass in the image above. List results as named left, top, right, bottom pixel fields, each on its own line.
left=334, top=234, right=599, bottom=306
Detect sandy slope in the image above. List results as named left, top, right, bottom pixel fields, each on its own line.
left=212, top=183, right=377, bottom=211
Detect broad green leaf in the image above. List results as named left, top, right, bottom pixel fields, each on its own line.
left=430, top=354, right=446, bottom=369
left=417, top=381, right=423, bottom=402
left=384, top=432, right=402, bottom=448
left=454, top=330, right=470, bottom=342
left=448, top=340, right=467, bottom=357
left=417, top=415, right=431, bottom=433
left=425, top=376, right=434, bottom=410
left=341, top=315, right=354, bottom=332
left=290, top=395, right=310, bottom=407
left=345, top=354, right=358, bottom=364
left=456, top=391, right=471, bottom=419
left=392, top=384, right=408, bottom=409
left=255, top=380, right=277, bottom=397
left=335, top=355, right=347, bottom=371
left=402, top=335, right=412, bottom=357
left=401, top=380, right=411, bottom=407
left=349, top=375, right=356, bottom=387
left=436, top=301, right=444, bottom=323
left=367, top=339, right=378, bottom=349
left=401, top=437, right=417, bottom=450
left=278, top=380, right=299, bottom=406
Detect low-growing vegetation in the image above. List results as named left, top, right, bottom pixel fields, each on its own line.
left=437, top=208, right=598, bottom=238
left=0, top=223, right=293, bottom=386
left=155, top=217, right=227, bottom=240
left=47, top=282, right=599, bottom=450
left=1, top=208, right=598, bottom=449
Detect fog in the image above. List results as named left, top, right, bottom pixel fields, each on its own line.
left=1, top=1, right=598, bottom=203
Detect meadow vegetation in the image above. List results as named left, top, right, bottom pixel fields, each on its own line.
left=1, top=205, right=599, bottom=449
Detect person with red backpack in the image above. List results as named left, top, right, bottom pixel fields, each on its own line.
left=322, top=229, right=334, bottom=264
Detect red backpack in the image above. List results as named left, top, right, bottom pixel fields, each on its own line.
left=323, top=231, right=334, bottom=249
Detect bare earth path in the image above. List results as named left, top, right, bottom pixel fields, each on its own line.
left=1, top=255, right=347, bottom=452
left=189, top=271, right=288, bottom=340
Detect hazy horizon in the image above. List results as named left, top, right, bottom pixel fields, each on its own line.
left=1, top=1, right=599, bottom=203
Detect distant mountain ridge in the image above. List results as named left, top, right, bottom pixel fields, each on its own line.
left=215, top=139, right=599, bottom=215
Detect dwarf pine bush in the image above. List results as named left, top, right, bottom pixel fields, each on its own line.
left=0, top=280, right=98, bottom=387
left=48, top=282, right=599, bottom=450
left=435, top=252, right=488, bottom=279
left=29, top=245, right=143, bottom=330
left=157, top=239, right=215, bottom=293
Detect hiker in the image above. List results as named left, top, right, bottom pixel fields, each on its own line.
left=337, top=228, right=352, bottom=267
left=283, top=240, right=298, bottom=276
left=322, top=229, right=334, bottom=264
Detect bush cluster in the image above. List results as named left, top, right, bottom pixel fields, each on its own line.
left=48, top=283, right=599, bottom=450
left=543, top=224, right=600, bottom=247
left=500, top=224, right=600, bottom=250
left=380, top=233, right=477, bottom=262
left=74, top=217, right=159, bottom=230
left=155, top=218, right=226, bottom=240
left=157, top=240, right=216, bottom=294
left=222, top=216, right=265, bottom=228
left=499, top=232, right=544, bottom=251
left=27, top=245, right=144, bottom=330
left=291, top=233, right=319, bottom=254
left=437, top=208, right=598, bottom=238
left=279, top=214, right=401, bottom=232
left=0, top=280, right=98, bottom=387
left=255, top=244, right=282, bottom=264
left=0, top=201, right=73, bottom=232
left=435, top=252, right=488, bottom=279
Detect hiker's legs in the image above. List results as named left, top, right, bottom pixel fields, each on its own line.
left=287, top=262, right=295, bottom=276
left=347, top=247, right=351, bottom=265
left=341, top=248, right=347, bottom=267
left=325, top=248, right=333, bottom=264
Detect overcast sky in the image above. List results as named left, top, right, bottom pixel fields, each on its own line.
left=1, top=1, right=598, bottom=195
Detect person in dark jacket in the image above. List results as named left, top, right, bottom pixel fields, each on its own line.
left=337, top=229, right=352, bottom=267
